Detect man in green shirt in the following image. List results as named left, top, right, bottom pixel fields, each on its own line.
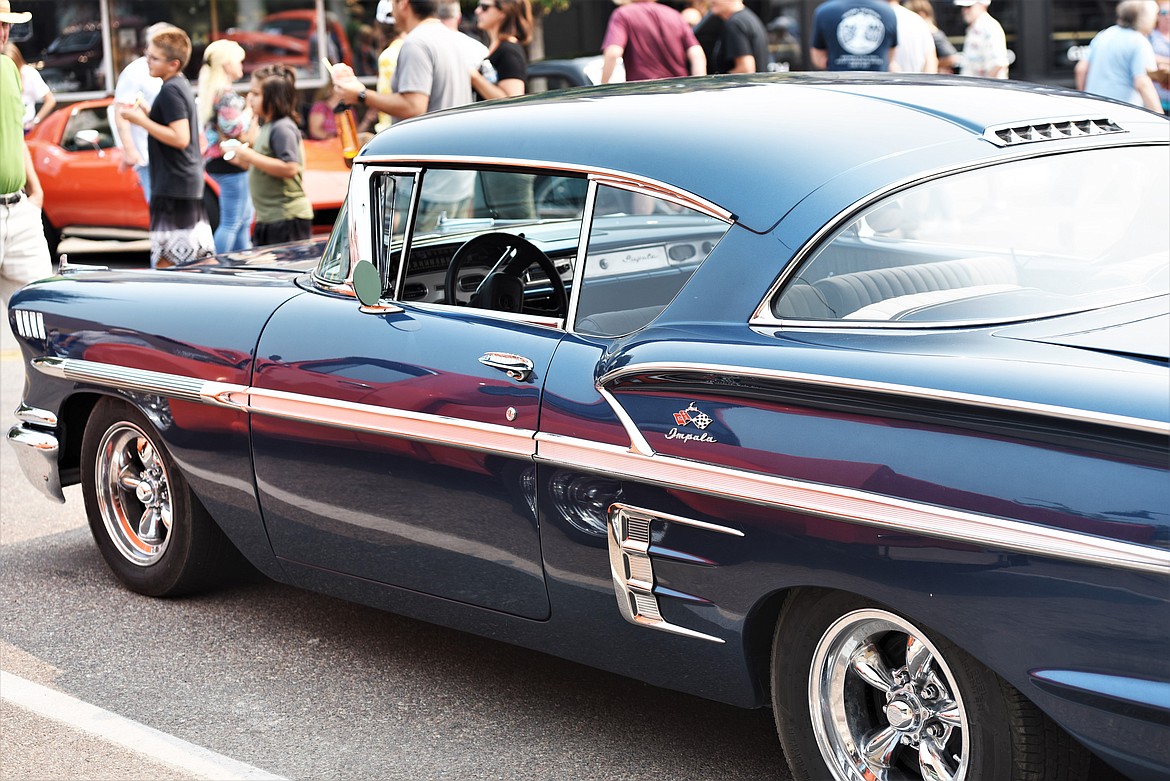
left=1, top=0, right=51, bottom=304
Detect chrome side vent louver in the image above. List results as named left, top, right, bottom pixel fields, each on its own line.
left=983, top=117, right=1125, bottom=147
left=606, top=503, right=744, bottom=644
left=12, top=309, right=46, bottom=341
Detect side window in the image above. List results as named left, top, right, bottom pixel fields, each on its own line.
left=372, top=172, right=416, bottom=298
left=398, top=168, right=585, bottom=313
left=315, top=199, right=351, bottom=283
left=62, top=107, right=115, bottom=151
left=574, top=184, right=730, bottom=337
left=770, top=148, right=1168, bottom=324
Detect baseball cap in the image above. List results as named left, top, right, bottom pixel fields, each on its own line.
left=0, top=0, right=32, bottom=24
left=954, top=0, right=990, bottom=6
left=375, top=0, right=394, bottom=24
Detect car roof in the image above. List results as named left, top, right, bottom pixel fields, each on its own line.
left=360, top=73, right=1168, bottom=232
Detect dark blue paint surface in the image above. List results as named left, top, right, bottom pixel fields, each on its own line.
left=9, top=74, right=1170, bottom=781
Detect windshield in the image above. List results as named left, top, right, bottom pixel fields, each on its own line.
left=773, top=146, right=1169, bottom=325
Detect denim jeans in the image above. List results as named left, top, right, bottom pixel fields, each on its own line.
left=135, top=165, right=151, bottom=204
left=208, top=170, right=254, bottom=254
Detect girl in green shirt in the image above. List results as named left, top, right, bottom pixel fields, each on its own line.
left=226, top=64, right=313, bottom=246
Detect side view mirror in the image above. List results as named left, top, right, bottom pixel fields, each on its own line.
left=352, top=259, right=381, bottom=307
left=351, top=259, right=402, bottom=314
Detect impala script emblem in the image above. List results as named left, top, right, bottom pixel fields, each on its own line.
left=667, top=402, right=717, bottom=443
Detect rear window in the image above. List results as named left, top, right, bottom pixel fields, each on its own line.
left=772, top=146, right=1169, bottom=325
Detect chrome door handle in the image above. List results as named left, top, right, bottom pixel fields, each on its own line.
left=479, top=352, right=534, bottom=382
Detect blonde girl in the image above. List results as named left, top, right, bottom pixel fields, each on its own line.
left=197, top=39, right=253, bottom=252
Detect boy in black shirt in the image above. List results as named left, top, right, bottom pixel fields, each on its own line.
left=119, top=27, right=215, bottom=267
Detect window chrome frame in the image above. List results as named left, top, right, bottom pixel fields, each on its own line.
left=342, top=156, right=734, bottom=333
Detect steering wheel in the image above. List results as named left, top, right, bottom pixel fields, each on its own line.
left=443, top=232, right=568, bottom=318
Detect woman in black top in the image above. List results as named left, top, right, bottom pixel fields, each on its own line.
left=470, top=0, right=532, bottom=99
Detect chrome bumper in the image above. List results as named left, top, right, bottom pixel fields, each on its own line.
left=6, top=423, right=66, bottom=503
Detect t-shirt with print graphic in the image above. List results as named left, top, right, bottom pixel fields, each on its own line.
left=204, top=89, right=250, bottom=174
left=812, top=0, right=898, bottom=72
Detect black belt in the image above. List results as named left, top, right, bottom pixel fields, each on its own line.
left=0, top=192, right=22, bottom=205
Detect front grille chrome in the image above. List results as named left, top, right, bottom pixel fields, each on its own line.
left=12, top=309, right=45, bottom=340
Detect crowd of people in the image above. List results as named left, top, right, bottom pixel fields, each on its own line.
left=2, top=0, right=1168, bottom=295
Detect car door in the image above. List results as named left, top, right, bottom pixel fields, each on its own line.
left=250, top=168, right=583, bottom=620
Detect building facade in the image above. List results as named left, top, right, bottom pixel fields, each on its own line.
left=4, top=0, right=1123, bottom=112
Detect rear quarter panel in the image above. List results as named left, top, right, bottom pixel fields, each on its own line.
left=577, top=323, right=1169, bottom=773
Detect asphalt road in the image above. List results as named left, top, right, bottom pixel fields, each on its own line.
left=0, top=244, right=792, bottom=780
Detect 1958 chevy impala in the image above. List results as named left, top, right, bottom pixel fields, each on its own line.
left=7, top=74, right=1169, bottom=781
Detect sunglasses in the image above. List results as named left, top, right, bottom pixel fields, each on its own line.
left=476, top=2, right=497, bottom=10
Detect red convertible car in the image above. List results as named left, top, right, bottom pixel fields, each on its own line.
left=26, top=96, right=351, bottom=258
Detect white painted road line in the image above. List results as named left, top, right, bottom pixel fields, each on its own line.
left=0, top=671, right=287, bottom=780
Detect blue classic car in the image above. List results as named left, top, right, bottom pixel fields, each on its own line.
left=7, top=74, right=1169, bottom=781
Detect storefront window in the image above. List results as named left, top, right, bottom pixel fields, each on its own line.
left=9, top=0, right=383, bottom=104
left=1049, top=0, right=1115, bottom=78
left=8, top=1, right=105, bottom=94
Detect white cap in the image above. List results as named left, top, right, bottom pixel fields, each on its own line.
left=376, top=0, right=395, bottom=24
left=954, top=0, right=990, bottom=6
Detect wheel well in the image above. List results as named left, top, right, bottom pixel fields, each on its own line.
left=743, top=587, right=800, bottom=701
left=57, top=392, right=103, bottom=487
left=745, top=586, right=872, bottom=702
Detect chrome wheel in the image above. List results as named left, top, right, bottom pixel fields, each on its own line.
left=810, top=608, right=970, bottom=781
left=94, top=422, right=173, bottom=566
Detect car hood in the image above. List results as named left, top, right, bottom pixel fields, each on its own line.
left=996, top=297, right=1169, bottom=363
left=175, top=237, right=328, bottom=275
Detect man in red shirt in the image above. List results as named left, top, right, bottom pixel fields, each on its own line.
left=600, top=0, right=706, bottom=83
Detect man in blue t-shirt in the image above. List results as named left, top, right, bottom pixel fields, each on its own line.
left=1075, top=0, right=1164, bottom=112
left=811, top=0, right=899, bottom=72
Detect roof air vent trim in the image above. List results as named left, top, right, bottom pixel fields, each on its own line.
left=983, top=117, right=1125, bottom=147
